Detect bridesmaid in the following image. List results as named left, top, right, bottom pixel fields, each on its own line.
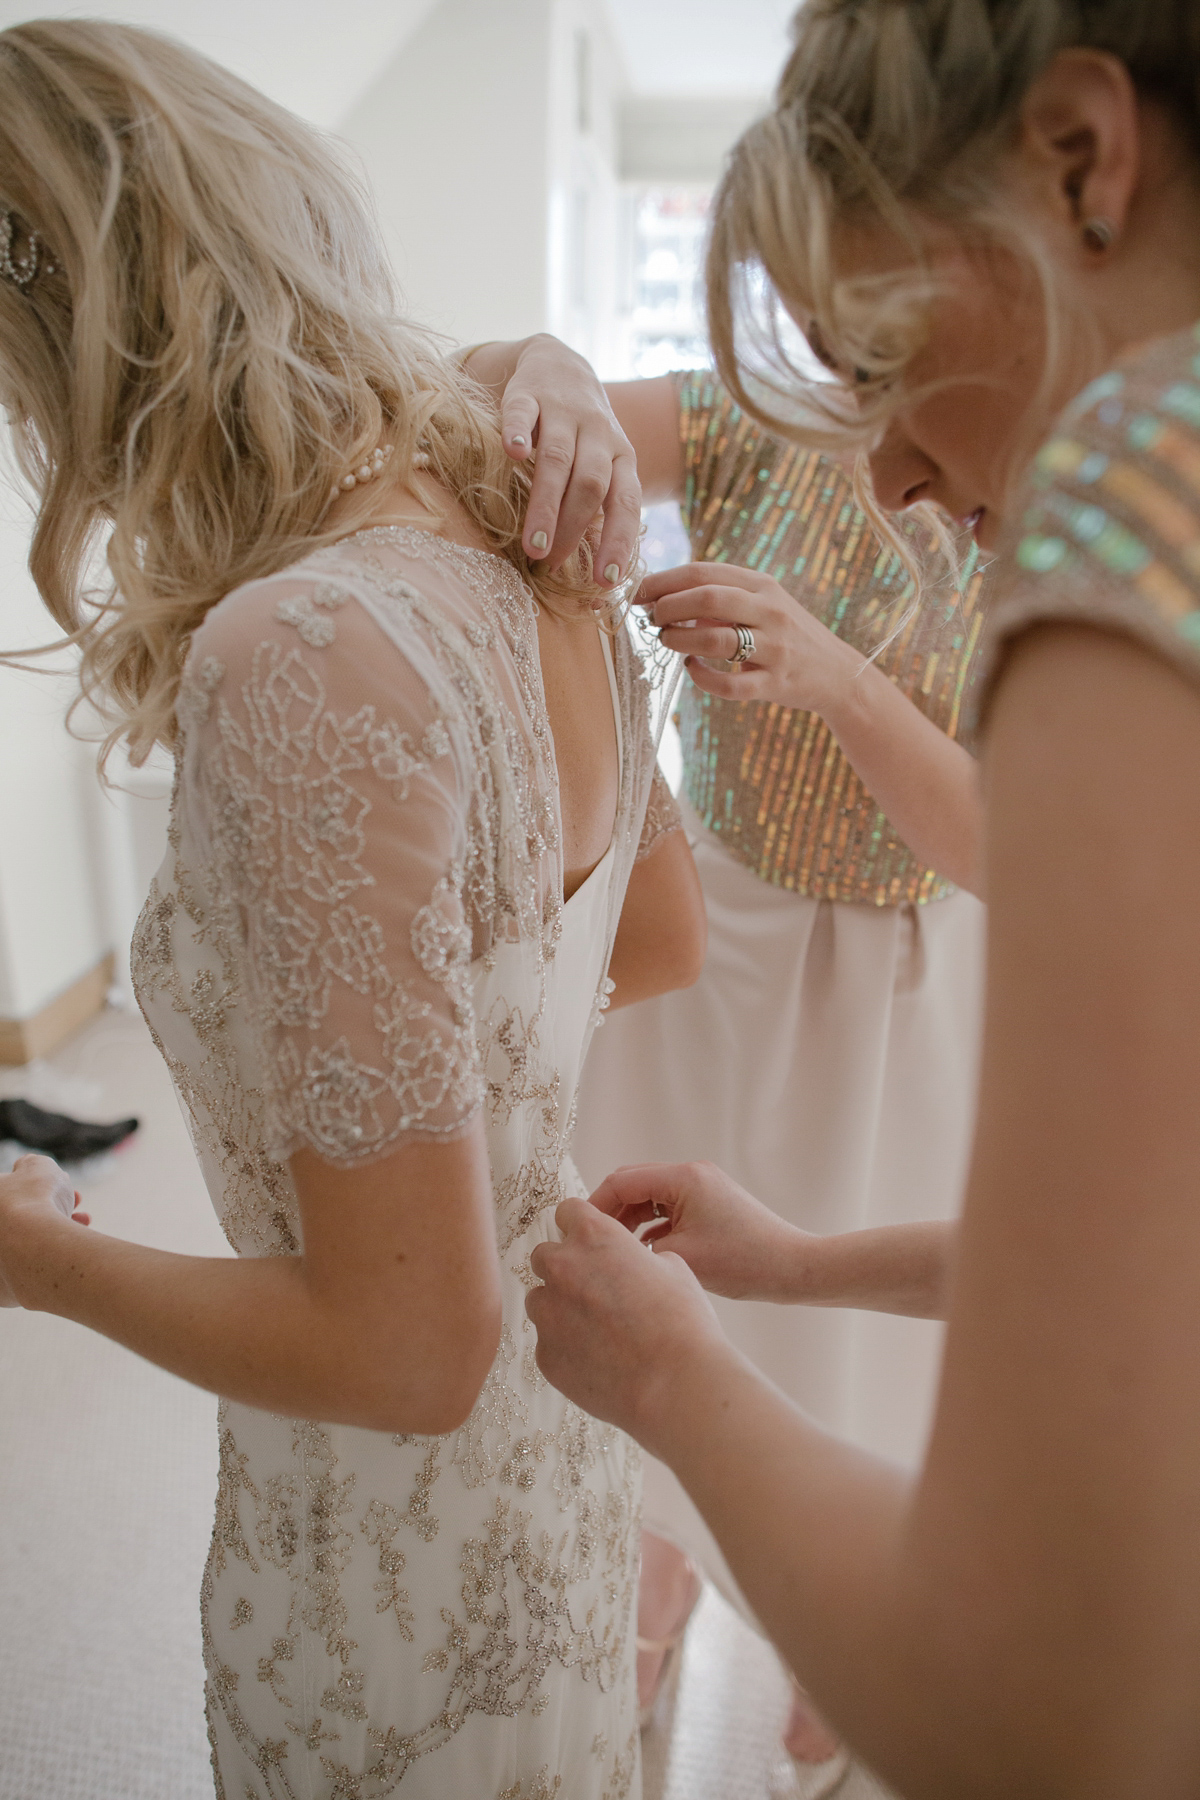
left=581, top=369, right=986, bottom=1764
left=467, top=344, right=989, bottom=1772
left=528, top=1, right=1200, bottom=1794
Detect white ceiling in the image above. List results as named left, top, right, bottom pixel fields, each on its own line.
left=0, top=1, right=440, bottom=127
left=604, top=0, right=794, bottom=95
left=0, top=1, right=795, bottom=120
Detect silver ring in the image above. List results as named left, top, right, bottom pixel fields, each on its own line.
left=730, top=623, right=756, bottom=665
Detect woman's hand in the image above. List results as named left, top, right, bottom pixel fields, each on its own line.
left=525, top=1197, right=729, bottom=1449
left=639, top=562, right=862, bottom=710
left=0, top=1153, right=88, bottom=1308
left=591, top=1163, right=956, bottom=1319
left=589, top=1160, right=811, bottom=1302
left=641, top=560, right=985, bottom=896
left=462, top=336, right=642, bottom=582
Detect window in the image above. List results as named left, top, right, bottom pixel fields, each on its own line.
left=617, top=186, right=712, bottom=380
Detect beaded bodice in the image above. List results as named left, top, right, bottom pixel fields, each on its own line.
left=129, top=527, right=672, bottom=1798
left=675, top=373, right=987, bottom=907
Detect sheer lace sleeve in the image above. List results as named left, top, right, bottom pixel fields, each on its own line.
left=635, top=762, right=683, bottom=862
left=178, top=569, right=483, bottom=1167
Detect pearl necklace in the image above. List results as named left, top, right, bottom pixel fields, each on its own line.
left=327, top=441, right=394, bottom=506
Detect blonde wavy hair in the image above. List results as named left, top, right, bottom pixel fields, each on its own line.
left=0, top=18, right=603, bottom=766
left=707, top=0, right=1200, bottom=569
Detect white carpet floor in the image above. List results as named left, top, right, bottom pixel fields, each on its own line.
left=0, top=1008, right=889, bottom=1800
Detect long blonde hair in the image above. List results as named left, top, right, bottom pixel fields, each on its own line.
left=0, top=19, right=602, bottom=766
left=706, top=0, right=1200, bottom=559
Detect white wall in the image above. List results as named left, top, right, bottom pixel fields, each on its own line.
left=340, top=0, right=558, bottom=346
left=0, top=0, right=442, bottom=131
left=340, top=0, right=626, bottom=359
left=620, top=93, right=766, bottom=184
left=0, top=500, right=108, bottom=1020
left=545, top=0, right=627, bottom=373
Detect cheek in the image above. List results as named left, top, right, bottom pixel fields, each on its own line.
left=905, top=366, right=1039, bottom=504
left=905, top=289, right=1045, bottom=492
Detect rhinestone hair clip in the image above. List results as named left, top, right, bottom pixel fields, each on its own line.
left=0, top=207, right=58, bottom=290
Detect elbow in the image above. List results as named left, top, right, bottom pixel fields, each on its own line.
left=371, top=1293, right=503, bottom=1437
left=415, top=1318, right=502, bottom=1434
left=664, top=903, right=707, bottom=993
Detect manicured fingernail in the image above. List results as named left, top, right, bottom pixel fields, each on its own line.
left=604, top=562, right=621, bottom=585
left=511, top=434, right=528, bottom=447
left=531, top=530, right=548, bottom=553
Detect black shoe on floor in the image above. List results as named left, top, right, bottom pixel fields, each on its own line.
left=0, top=1098, right=139, bottom=1161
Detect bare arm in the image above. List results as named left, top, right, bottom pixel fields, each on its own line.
left=589, top=1159, right=953, bottom=1317
left=823, top=651, right=981, bottom=894
left=642, top=562, right=983, bottom=895
left=1, top=1126, right=502, bottom=1436
left=530, top=624, right=1200, bottom=1797
left=604, top=377, right=685, bottom=504
left=605, top=825, right=706, bottom=1010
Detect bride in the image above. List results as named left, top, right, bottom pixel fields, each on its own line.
left=0, top=19, right=704, bottom=1799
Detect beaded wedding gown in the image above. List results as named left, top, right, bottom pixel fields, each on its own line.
left=132, top=525, right=675, bottom=1800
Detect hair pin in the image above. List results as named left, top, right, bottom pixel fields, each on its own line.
left=0, top=206, right=58, bottom=290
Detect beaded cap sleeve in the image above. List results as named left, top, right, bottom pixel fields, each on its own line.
left=984, top=325, right=1200, bottom=709
left=636, top=762, right=682, bottom=861
left=177, top=562, right=485, bottom=1166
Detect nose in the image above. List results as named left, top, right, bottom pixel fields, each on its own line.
left=868, top=421, right=938, bottom=513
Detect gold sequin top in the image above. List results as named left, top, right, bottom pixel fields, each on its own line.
left=984, top=324, right=1200, bottom=712
left=675, top=372, right=987, bottom=906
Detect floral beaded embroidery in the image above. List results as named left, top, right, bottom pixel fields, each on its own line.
left=133, top=526, right=659, bottom=1796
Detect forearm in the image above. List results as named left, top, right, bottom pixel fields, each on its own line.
left=822, top=653, right=983, bottom=895
left=645, top=1341, right=951, bottom=1793
left=605, top=952, right=696, bottom=1010
left=15, top=1218, right=483, bottom=1433
left=606, top=827, right=706, bottom=1008
left=781, top=1219, right=955, bottom=1319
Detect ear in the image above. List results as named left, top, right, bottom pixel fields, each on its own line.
left=1016, top=48, right=1141, bottom=239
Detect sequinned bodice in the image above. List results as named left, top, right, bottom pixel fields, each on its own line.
left=675, top=372, right=987, bottom=906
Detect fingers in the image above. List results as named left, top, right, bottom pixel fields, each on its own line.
left=682, top=656, right=774, bottom=703
left=521, top=418, right=575, bottom=562
left=529, top=1239, right=552, bottom=1284
left=554, top=1194, right=622, bottom=1240
left=659, top=622, right=753, bottom=663
left=639, top=563, right=764, bottom=607
left=528, top=1198, right=601, bottom=1282
left=500, top=389, right=541, bottom=463
left=644, top=584, right=765, bottom=630
left=589, top=1164, right=678, bottom=1229
left=593, top=450, right=643, bottom=589
left=520, top=416, right=606, bottom=569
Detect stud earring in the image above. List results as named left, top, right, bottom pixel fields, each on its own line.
left=1081, top=216, right=1117, bottom=253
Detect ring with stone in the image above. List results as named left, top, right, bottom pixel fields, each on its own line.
left=730, top=623, right=756, bottom=665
